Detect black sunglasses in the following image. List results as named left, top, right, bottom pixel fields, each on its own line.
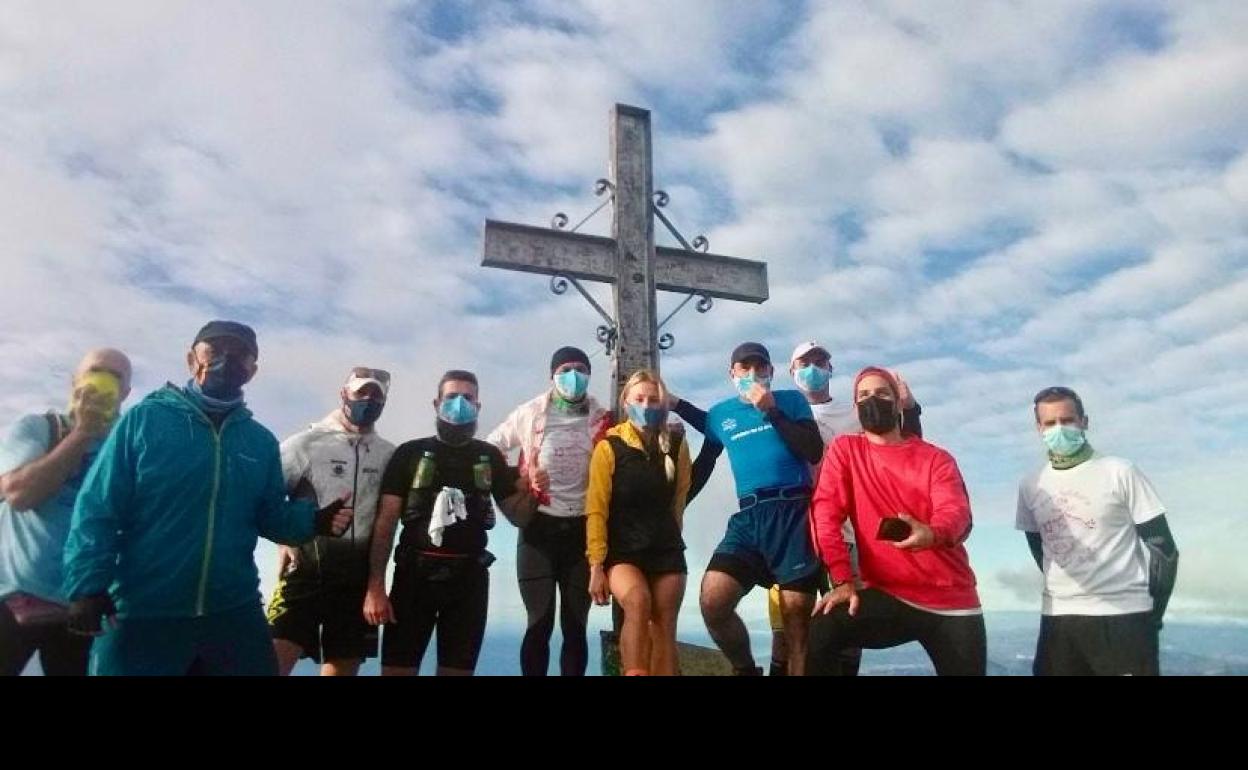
left=349, top=367, right=392, bottom=385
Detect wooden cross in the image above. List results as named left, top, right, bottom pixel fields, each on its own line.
left=482, top=103, right=769, bottom=397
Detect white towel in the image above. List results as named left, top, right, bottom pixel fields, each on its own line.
left=428, top=487, right=468, bottom=547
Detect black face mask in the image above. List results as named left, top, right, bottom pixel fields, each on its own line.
left=436, top=418, right=476, bottom=447
left=200, top=355, right=249, bottom=401
left=344, top=399, right=384, bottom=428
left=857, top=395, right=898, bottom=435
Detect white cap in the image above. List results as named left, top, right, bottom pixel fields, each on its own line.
left=789, top=341, right=832, bottom=367
left=344, top=371, right=390, bottom=397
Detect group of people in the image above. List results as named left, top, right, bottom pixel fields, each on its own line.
left=0, top=319, right=1180, bottom=676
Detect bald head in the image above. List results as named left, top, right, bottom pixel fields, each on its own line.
left=75, top=348, right=133, bottom=401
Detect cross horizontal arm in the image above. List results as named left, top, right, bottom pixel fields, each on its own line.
left=482, top=220, right=615, bottom=283
left=654, top=247, right=768, bottom=303
left=483, top=220, right=769, bottom=303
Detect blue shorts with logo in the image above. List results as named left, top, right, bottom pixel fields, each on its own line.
left=709, top=496, right=821, bottom=591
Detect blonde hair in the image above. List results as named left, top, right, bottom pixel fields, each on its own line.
left=619, top=369, right=676, bottom=481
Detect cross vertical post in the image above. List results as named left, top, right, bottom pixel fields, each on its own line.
left=608, top=104, right=658, bottom=399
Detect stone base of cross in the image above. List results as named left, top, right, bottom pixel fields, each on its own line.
left=599, top=631, right=736, bottom=676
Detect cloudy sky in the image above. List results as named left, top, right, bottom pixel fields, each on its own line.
left=3, top=0, right=1246, bottom=642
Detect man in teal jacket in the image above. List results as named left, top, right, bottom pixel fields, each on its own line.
left=62, top=321, right=354, bottom=675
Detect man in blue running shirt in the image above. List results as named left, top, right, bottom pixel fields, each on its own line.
left=671, top=342, right=824, bottom=675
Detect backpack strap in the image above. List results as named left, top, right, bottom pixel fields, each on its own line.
left=44, top=411, right=69, bottom=453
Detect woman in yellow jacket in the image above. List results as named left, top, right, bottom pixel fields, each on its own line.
left=586, top=370, right=692, bottom=676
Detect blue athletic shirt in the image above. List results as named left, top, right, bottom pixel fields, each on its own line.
left=706, top=390, right=813, bottom=498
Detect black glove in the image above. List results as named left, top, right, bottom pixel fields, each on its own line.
left=290, top=476, right=319, bottom=504
left=314, top=498, right=349, bottom=537
left=1145, top=541, right=1179, bottom=630
left=67, top=593, right=116, bottom=636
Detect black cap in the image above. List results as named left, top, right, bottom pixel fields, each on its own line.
left=731, top=342, right=771, bottom=366
left=550, top=346, right=591, bottom=375
left=193, top=320, right=258, bottom=359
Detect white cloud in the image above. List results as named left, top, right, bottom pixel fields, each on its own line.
left=1001, top=38, right=1248, bottom=170
left=1157, top=274, right=1248, bottom=340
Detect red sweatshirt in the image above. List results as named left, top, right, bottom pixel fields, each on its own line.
left=810, top=434, right=980, bottom=610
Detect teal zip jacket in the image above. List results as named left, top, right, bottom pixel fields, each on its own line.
left=63, top=385, right=317, bottom=618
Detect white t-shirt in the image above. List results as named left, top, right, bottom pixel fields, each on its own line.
left=808, top=398, right=859, bottom=545
left=537, top=407, right=593, bottom=518
left=1015, top=453, right=1166, bottom=616
left=809, top=398, right=860, bottom=442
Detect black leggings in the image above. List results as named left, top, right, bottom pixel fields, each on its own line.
left=516, top=514, right=591, bottom=676
left=808, top=588, right=986, bottom=676
left=0, top=599, right=91, bottom=677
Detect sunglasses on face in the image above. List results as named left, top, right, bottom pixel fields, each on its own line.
left=200, top=338, right=254, bottom=359
left=84, top=365, right=125, bottom=382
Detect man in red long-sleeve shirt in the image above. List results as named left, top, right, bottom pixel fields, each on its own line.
left=807, top=367, right=985, bottom=676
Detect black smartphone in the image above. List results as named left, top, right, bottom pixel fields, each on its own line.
left=877, top=517, right=912, bottom=542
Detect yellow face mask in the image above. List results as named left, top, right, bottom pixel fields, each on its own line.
left=71, top=370, right=121, bottom=421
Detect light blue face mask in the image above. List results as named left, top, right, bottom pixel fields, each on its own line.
left=793, top=364, right=832, bottom=393
left=1042, top=424, right=1086, bottom=456
left=734, top=371, right=770, bottom=397
left=438, top=394, right=479, bottom=425
left=553, top=369, right=589, bottom=400
left=626, top=403, right=664, bottom=430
